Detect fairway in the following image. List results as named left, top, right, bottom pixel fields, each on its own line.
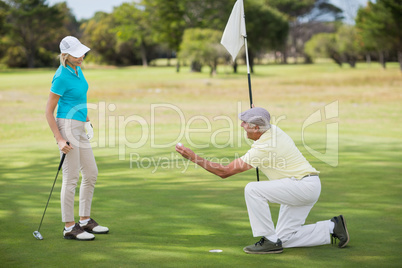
left=0, top=62, right=401, bottom=267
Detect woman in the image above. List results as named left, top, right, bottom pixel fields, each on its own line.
left=45, top=36, right=108, bottom=240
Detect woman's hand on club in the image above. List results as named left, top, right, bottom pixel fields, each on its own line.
left=58, top=140, right=73, bottom=154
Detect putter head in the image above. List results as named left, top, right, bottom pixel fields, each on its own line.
left=33, top=231, right=43, bottom=240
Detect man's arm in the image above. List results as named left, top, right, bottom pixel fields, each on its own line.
left=175, top=144, right=253, bottom=179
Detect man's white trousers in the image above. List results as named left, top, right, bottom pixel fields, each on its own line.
left=244, top=176, right=331, bottom=248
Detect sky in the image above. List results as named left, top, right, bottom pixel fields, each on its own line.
left=46, top=0, right=134, bottom=20
left=46, top=0, right=371, bottom=22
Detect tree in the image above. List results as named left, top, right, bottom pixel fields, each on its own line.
left=178, top=28, right=223, bottom=76
left=143, top=0, right=186, bottom=70
left=182, top=0, right=233, bottom=29
left=305, top=25, right=361, bottom=68
left=356, top=0, right=402, bottom=70
left=142, top=0, right=233, bottom=71
left=382, top=0, right=402, bottom=70
left=0, top=0, right=8, bottom=35
left=244, top=2, right=289, bottom=72
left=266, top=0, right=316, bottom=18
left=304, top=32, right=342, bottom=66
left=4, top=0, right=63, bottom=67
left=80, top=12, right=119, bottom=64
left=44, top=2, right=81, bottom=66
left=53, top=2, right=80, bottom=37
left=266, top=0, right=343, bottom=63
left=113, top=2, right=155, bottom=67
left=336, top=25, right=360, bottom=68
left=0, top=1, right=9, bottom=61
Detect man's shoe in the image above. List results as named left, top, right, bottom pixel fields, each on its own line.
left=331, top=215, right=349, bottom=248
left=243, top=237, right=283, bottom=254
left=80, top=218, right=109, bottom=234
left=63, top=223, right=95, bottom=241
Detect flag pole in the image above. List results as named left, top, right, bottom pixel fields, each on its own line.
left=221, top=0, right=259, bottom=181
left=243, top=35, right=260, bottom=182
left=243, top=36, right=253, bottom=109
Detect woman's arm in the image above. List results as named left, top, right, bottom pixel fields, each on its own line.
left=45, top=92, right=73, bottom=154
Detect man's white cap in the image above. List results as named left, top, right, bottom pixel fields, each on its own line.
left=60, top=36, right=90, bottom=57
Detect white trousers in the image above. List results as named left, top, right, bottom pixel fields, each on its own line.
left=57, top=118, right=98, bottom=222
left=244, top=176, right=331, bottom=248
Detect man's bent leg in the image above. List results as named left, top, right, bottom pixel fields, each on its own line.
left=277, top=204, right=331, bottom=247
left=244, top=181, right=277, bottom=237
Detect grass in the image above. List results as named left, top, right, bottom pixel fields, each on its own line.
left=0, top=62, right=401, bottom=267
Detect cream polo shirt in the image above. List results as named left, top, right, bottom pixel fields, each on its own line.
left=240, top=125, right=319, bottom=181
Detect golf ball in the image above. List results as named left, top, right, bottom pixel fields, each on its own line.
left=209, top=249, right=223, bottom=253
left=177, top=143, right=183, bottom=147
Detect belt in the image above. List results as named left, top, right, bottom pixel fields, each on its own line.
left=302, top=174, right=319, bottom=179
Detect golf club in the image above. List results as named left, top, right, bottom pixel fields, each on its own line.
left=33, top=142, right=69, bottom=240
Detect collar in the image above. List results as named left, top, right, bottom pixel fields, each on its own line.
left=252, top=126, right=274, bottom=146
left=66, top=65, right=79, bottom=78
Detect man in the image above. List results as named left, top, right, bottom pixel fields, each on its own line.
left=175, top=107, right=349, bottom=254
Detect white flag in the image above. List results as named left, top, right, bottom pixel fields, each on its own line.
left=221, top=0, right=247, bottom=61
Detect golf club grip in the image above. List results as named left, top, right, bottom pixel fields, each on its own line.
left=58, top=154, right=66, bottom=170
left=58, top=141, right=69, bottom=170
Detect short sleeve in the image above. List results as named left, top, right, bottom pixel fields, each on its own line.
left=240, top=148, right=259, bottom=169
left=50, top=68, right=66, bottom=96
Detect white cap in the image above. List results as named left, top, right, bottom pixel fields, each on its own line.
left=59, top=36, right=90, bottom=57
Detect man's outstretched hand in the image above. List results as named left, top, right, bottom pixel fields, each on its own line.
left=175, top=143, right=195, bottom=162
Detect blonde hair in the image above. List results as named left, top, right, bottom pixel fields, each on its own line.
left=59, top=53, right=69, bottom=67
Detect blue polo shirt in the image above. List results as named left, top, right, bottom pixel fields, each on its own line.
left=50, top=65, right=88, bottom=122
